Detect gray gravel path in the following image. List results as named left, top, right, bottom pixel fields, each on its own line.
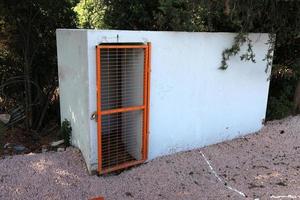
left=1, top=115, right=300, bottom=200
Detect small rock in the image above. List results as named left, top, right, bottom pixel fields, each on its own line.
left=276, top=181, right=287, bottom=186
left=0, top=114, right=10, bottom=124
left=57, top=147, right=65, bottom=152
left=280, top=130, right=285, bottom=134
left=3, top=143, right=11, bottom=149
left=42, top=148, right=48, bottom=153
left=41, top=145, right=48, bottom=153
left=125, top=192, right=133, bottom=197
left=13, top=144, right=26, bottom=152
left=51, top=140, right=64, bottom=147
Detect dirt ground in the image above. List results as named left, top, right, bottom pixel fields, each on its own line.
left=1, top=115, right=300, bottom=200
left=0, top=122, right=61, bottom=157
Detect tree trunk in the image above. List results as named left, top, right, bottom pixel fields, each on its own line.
left=224, top=0, right=230, bottom=15
left=293, top=80, right=300, bottom=114
left=35, top=86, right=56, bottom=131
left=24, top=61, right=32, bottom=130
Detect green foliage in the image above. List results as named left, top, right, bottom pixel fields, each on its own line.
left=267, top=95, right=294, bottom=120
left=59, top=119, right=72, bottom=147
left=267, top=59, right=300, bottom=120
left=219, top=32, right=258, bottom=70
left=155, top=0, right=205, bottom=31
left=218, top=1, right=299, bottom=72
left=100, top=0, right=160, bottom=30
left=0, top=122, right=5, bottom=151
left=0, top=0, right=77, bottom=130
left=95, top=0, right=206, bottom=31
left=263, top=34, right=276, bottom=73
left=220, top=32, right=247, bottom=70
left=74, top=0, right=105, bottom=28
left=0, top=121, right=5, bottom=135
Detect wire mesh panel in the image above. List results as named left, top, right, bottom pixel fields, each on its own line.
left=96, top=44, right=150, bottom=174
left=101, top=110, right=143, bottom=169
left=100, top=48, right=145, bottom=110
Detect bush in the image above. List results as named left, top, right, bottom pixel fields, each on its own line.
left=0, top=122, right=5, bottom=151
left=59, top=119, right=72, bottom=147
left=267, top=95, right=294, bottom=120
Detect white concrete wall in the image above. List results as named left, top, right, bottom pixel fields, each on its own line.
left=56, top=30, right=92, bottom=171
left=57, top=29, right=272, bottom=173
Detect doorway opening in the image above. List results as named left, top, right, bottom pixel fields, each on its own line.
left=96, top=43, right=151, bottom=174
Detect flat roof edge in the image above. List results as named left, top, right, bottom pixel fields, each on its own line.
left=56, top=29, right=269, bottom=35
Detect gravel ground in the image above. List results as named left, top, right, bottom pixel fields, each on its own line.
left=1, top=115, right=300, bottom=200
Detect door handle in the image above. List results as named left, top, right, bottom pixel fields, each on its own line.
left=90, top=111, right=98, bottom=122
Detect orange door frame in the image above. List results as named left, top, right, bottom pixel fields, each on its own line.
left=96, top=43, right=151, bottom=174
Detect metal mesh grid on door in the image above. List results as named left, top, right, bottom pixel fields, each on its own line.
left=96, top=44, right=151, bottom=174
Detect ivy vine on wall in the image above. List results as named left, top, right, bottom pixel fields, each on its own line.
left=219, top=33, right=275, bottom=73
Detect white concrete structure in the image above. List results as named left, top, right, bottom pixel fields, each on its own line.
left=56, top=29, right=272, bottom=173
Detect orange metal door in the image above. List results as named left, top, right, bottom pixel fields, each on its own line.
left=96, top=43, right=151, bottom=174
